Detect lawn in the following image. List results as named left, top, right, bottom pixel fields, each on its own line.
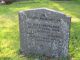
left=0, top=1, right=80, bottom=60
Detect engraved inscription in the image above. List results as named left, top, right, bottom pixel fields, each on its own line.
left=27, top=13, right=61, bottom=23
left=25, top=21, right=62, bottom=41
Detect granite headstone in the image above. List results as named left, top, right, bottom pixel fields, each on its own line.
left=19, top=8, right=71, bottom=58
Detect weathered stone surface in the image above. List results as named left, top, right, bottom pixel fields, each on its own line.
left=19, top=8, right=71, bottom=58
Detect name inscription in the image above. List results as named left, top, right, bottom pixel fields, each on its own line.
left=27, top=13, right=61, bottom=23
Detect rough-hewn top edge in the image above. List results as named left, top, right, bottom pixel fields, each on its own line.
left=19, top=8, right=71, bottom=18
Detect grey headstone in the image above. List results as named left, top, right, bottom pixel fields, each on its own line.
left=19, top=8, right=71, bottom=58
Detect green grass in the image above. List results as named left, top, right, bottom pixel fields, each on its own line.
left=0, top=1, right=80, bottom=60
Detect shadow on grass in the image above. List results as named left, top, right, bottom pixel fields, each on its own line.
left=51, top=1, right=80, bottom=19
left=0, top=57, right=12, bottom=60
left=1, top=1, right=80, bottom=17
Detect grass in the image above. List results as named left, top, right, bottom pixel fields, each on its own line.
left=0, top=1, right=80, bottom=60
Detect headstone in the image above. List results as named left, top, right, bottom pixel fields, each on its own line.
left=19, top=8, right=71, bottom=58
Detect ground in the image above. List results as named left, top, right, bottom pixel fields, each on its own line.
left=0, top=1, right=80, bottom=60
